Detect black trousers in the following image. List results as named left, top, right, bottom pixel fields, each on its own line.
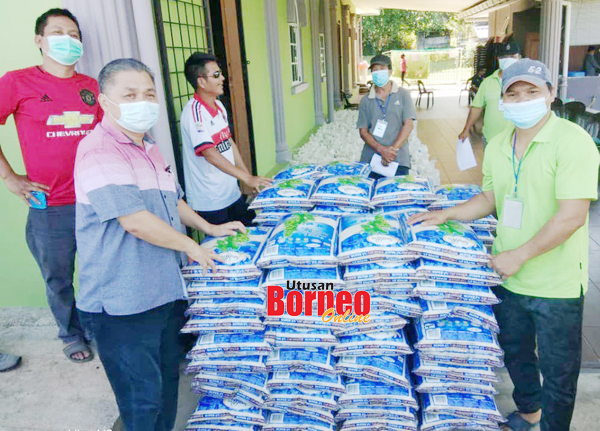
left=493, top=286, right=584, bottom=431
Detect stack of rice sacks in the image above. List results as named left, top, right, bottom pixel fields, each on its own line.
left=335, top=211, right=422, bottom=431
left=181, top=227, right=272, bottom=430
left=250, top=164, right=320, bottom=227
left=256, top=205, right=343, bottom=431
left=402, top=193, right=506, bottom=430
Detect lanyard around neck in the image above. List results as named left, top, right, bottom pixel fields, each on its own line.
left=376, top=94, right=391, bottom=120
left=512, top=132, right=533, bottom=196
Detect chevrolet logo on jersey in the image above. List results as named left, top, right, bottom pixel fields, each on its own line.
left=47, top=111, right=95, bottom=129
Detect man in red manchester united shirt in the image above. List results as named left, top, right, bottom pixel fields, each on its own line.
left=0, top=8, right=102, bottom=365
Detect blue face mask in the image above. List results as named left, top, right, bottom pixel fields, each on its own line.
left=503, top=96, right=549, bottom=129
left=499, top=57, right=518, bottom=71
left=45, top=35, right=83, bottom=66
left=372, top=70, right=390, bottom=87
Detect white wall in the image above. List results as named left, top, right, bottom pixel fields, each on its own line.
left=570, top=0, right=600, bottom=46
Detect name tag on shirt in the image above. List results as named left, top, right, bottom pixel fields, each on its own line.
left=502, top=195, right=524, bottom=229
left=373, top=119, right=388, bottom=138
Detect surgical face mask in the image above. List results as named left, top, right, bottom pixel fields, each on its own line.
left=372, top=69, right=390, bottom=87
left=499, top=57, right=518, bottom=71
left=44, top=35, right=83, bottom=66
left=503, top=96, right=549, bottom=129
left=106, top=98, right=160, bottom=133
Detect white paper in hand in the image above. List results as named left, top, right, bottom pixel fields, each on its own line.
left=456, top=138, right=478, bottom=171
left=370, top=153, right=399, bottom=177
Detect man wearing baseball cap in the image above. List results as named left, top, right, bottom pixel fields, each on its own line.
left=459, top=41, right=521, bottom=146
left=357, top=54, right=416, bottom=179
left=410, top=59, right=599, bottom=431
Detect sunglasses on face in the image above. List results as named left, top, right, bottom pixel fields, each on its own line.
left=203, top=70, right=224, bottom=79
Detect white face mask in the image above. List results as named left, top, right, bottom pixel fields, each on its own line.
left=499, top=57, right=518, bottom=71
left=106, top=97, right=160, bottom=133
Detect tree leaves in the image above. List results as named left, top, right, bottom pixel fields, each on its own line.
left=362, top=9, right=468, bottom=55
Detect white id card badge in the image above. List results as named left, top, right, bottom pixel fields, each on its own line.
left=372, top=119, right=388, bottom=138
left=502, top=195, right=524, bottom=229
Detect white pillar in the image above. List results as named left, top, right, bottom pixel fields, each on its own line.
left=324, top=0, right=336, bottom=121
left=264, top=0, right=291, bottom=163
left=330, top=0, right=342, bottom=109
left=310, top=0, right=325, bottom=125
left=341, top=5, right=350, bottom=94
left=539, top=0, right=563, bottom=89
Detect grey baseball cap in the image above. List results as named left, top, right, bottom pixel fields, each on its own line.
left=502, top=59, right=552, bottom=93
left=370, top=55, right=392, bottom=69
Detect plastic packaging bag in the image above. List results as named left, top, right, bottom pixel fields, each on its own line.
left=413, top=280, right=500, bottom=305
left=335, top=354, right=411, bottom=388
left=420, top=300, right=500, bottom=332
left=333, top=330, right=413, bottom=357
left=257, top=213, right=339, bottom=269
left=371, top=176, right=436, bottom=207
left=310, top=176, right=374, bottom=208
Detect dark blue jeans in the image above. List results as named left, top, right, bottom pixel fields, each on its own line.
left=26, top=205, right=84, bottom=344
left=196, top=195, right=255, bottom=226
left=368, top=165, right=410, bottom=181
left=493, top=286, right=584, bottom=431
left=80, top=302, right=180, bottom=431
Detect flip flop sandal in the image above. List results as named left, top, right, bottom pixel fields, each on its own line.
left=503, top=411, right=540, bottom=431
left=63, top=340, right=94, bottom=363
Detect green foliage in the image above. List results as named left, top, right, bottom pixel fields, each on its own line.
left=216, top=231, right=250, bottom=251
left=362, top=215, right=391, bottom=235
left=362, top=9, right=470, bottom=55
left=284, top=213, right=315, bottom=237
left=438, top=221, right=466, bottom=236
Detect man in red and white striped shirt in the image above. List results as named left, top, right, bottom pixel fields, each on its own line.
left=180, top=52, right=271, bottom=225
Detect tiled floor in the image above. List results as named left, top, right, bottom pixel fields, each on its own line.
left=412, top=85, right=600, bottom=367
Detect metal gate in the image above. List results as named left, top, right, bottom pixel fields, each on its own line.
left=153, top=0, right=213, bottom=181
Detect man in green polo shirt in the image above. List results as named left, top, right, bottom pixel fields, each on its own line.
left=411, top=59, right=599, bottom=431
left=459, top=42, right=521, bottom=146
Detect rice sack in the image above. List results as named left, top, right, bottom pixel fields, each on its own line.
left=188, top=332, right=272, bottom=359
left=310, top=176, right=374, bottom=209
left=338, top=378, right=418, bottom=409
left=416, top=260, right=502, bottom=287
left=407, top=221, right=489, bottom=266
left=333, top=330, right=413, bottom=357
left=185, top=355, right=268, bottom=375
left=249, top=179, right=315, bottom=211
left=413, top=280, right=500, bottom=305
left=257, top=213, right=338, bottom=268
left=335, top=355, right=411, bottom=388
left=414, top=319, right=503, bottom=357
left=273, top=164, right=323, bottom=181
left=371, top=176, right=436, bottom=207
left=187, top=397, right=267, bottom=426
left=183, top=227, right=271, bottom=280
left=181, top=316, right=265, bottom=334
left=338, top=214, right=413, bottom=264
left=266, top=347, right=337, bottom=375
left=420, top=300, right=499, bottom=333
left=414, top=375, right=498, bottom=396
left=318, top=161, right=371, bottom=178
left=421, top=393, right=504, bottom=423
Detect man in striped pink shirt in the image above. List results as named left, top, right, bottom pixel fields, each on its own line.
left=74, top=58, right=244, bottom=431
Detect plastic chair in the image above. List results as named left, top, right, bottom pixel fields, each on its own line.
left=341, top=91, right=359, bottom=110
left=563, top=101, right=586, bottom=123
left=459, top=78, right=472, bottom=105
left=416, top=80, right=434, bottom=108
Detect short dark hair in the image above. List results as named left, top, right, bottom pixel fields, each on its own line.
left=35, top=8, right=81, bottom=40
left=98, top=58, right=155, bottom=93
left=185, top=52, right=219, bottom=90
left=589, top=46, right=597, bottom=53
